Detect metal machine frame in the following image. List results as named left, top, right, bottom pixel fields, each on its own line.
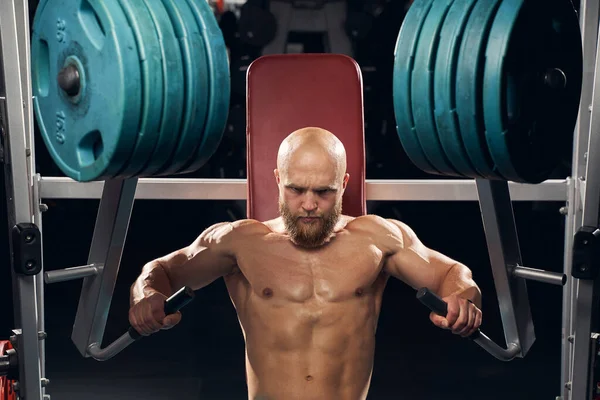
left=1, top=0, right=598, bottom=399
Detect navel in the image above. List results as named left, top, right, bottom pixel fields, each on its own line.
left=262, top=287, right=273, bottom=298
left=305, top=375, right=313, bottom=381
left=355, top=288, right=364, bottom=297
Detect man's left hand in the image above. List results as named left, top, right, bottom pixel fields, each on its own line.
left=429, top=295, right=482, bottom=337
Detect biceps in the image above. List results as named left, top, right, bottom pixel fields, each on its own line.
left=384, top=244, right=457, bottom=291
left=162, top=240, right=237, bottom=291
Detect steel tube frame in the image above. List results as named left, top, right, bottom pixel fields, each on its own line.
left=0, top=0, right=44, bottom=399
left=564, top=0, right=600, bottom=397
left=0, top=0, right=597, bottom=399
left=39, top=176, right=568, bottom=201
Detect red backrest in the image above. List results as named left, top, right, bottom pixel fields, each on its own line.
left=246, top=53, right=366, bottom=221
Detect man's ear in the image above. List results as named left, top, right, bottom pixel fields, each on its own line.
left=342, top=173, right=350, bottom=189
left=274, top=169, right=280, bottom=184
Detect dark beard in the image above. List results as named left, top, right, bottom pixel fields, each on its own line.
left=279, top=200, right=342, bottom=248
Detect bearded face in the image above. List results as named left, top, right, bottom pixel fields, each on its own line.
left=279, top=197, right=342, bottom=248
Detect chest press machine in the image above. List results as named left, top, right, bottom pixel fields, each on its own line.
left=0, top=0, right=598, bottom=399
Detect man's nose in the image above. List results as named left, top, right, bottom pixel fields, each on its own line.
left=301, top=194, right=318, bottom=212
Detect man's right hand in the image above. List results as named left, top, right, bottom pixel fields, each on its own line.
left=128, top=292, right=182, bottom=336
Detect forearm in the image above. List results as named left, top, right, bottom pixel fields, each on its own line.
left=437, top=263, right=482, bottom=308
left=130, top=260, right=175, bottom=306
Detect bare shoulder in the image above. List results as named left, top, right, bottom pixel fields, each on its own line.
left=232, top=218, right=272, bottom=234
left=344, top=215, right=417, bottom=250
left=198, top=219, right=271, bottom=247
left=344, top=214, right=400, bottom=234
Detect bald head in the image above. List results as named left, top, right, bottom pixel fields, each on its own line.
left=276, top=127, right=347, bottom=180
left=275, top=127, right=349, bottom=247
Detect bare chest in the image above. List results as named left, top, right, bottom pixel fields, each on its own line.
left=234, top=238, right=386, bottom=303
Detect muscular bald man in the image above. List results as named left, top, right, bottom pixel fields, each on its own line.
left=129, top=127, right=483, bottom=400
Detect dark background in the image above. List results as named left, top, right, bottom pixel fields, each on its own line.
left=1, top=0, right=574, bottom=399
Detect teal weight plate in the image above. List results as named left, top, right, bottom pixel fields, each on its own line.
left=115, top=0, right=164, bottom=178
left=455, top=0, right=505, bottom=180
left=31, top=0, right=142, bottom=182
left=392, top=0, right=439, bottom=175
left=433, top=0, right=481, bottom=178
left=411, top=0, right=463, bottom=177
left=138, top=0, right=185, bottom=176
left=155, top=0, right=210, bottom=175
left=483, top=0, right=582, bottom=183
left=178, top=0, right=230, bottom=174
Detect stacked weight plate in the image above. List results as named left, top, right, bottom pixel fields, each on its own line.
left=393, top=0, right=583, bottom=184
left=0, top=341, right=16, bottom=400
left=31, top=0, right=230, bottom=182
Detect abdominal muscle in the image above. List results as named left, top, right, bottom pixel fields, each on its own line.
left=237, top=295, right=380, bottom=400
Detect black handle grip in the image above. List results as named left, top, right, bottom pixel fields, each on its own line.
left=164, top=286, right=195, bottom=314
left=416, top=287, right=480, bottom=340
left=416, top=287, right=448, bottom=316
left=128, top=286, right=195, bottom=341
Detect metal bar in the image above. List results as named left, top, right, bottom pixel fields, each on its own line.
left=570, top=5, right=600, bottom=397
left=87, top=331, right=135, bottom=361
left=45, top=264, right=102, bottom=284
left=15, top=0, right=32, bottom=165
left=417, top=288, right=521, bottom=361
left=33, top=174, right=47, bottom=399
left=561, top=0, right=600, bottom=396
left=0, top=0, right=43, bottom=399
left=17, top=0, right=47, bottom=393
left=561, top=178, right=578, bottom=400
left=39, top=177, right=568, bottom=201
left=570, top=281, right=597, bottom=399
left=87, top=286, right=195, bottom=361
left=472, top=331, right=520, bottom=362
left=475, top=179, right=536, bottom=359
left=512, top=266, right=566, bottom=286
left=70, top=179, right=137, bottom=357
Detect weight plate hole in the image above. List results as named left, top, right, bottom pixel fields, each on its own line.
left=36, top=39, right=50, bottom=97
left=79, top=0, right=106, bottom=50
left=77, top=130, right=104, bottom=166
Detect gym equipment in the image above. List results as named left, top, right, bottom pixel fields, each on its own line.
left=395, top=0, right=583, bottom=184
left=481, top=0, right=582, bottom=183
left=89, top=286, right=195, bottom=360
left=136, top=0, right=185, bottom=176
left=231, top=52, right=254, bottom=97
left=31, top=0, right=143, bottom=182
left=113, top=0, right=164, bottom=178
left=0, top=341, right=17, bottom=400
left=152, top=0, right=210, bottom=176
left=178, top=0, right=232, bottom=174
left=455, top=0, right=505, bottom=180
left=432, top=0, right=481, bottom=178
left=392, top=0, right=439, bottom=175
left=30, top=0, right=230, bottom=182
left=1, top=0, right=598, bottom=398
left=246, top=54, right=366, bottom=220
left=344, top=10, right=374, bottom=41
left=417, top=288, right=482, bottom=340
left=410, top=0, right=461, bottom=176
left=237, top=0, right=277, bottom=47
left=261, top=0, right=353, bottom=56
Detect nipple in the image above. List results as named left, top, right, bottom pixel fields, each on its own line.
left=262, top=287, right=273, bottom=298
left=355, top=288, right=364, bottom=297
